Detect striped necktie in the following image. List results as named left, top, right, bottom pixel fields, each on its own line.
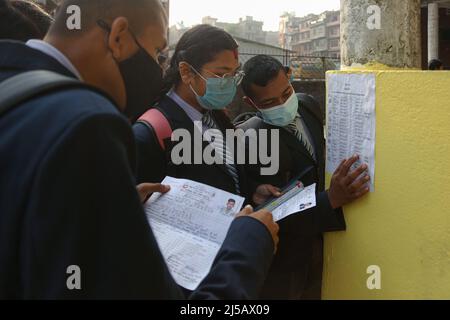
left=202, top=112, right=241, bottom=195
left=286, top=115, right=316, bottom=161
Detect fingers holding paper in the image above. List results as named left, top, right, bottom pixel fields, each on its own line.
left=137, top=183, right=171, bottom=203
left=252, top=184, right=282, bottom=206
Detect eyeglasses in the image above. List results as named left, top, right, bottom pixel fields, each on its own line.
left=97, top=19, right=167, bottom=69
left=190, top=65, right=246, bottom=88
left=157, top=53, right=168, bottom=66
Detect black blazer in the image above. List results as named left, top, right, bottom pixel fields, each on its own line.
left=0, top=41, right=274, bottom=299
left=237, top=94, right=346, bottom=299
left=133, top=95, right=255, bottom=199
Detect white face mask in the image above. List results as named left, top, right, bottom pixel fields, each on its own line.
left=257, top=92, right=299, bottom=127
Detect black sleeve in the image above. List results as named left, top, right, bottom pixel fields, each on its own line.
left=25, top=114, right=183, bottom=299
left=26, top=113, right=274, bottom=300
left=191, top=217, right=274, bottom=300
left=314, top=191, right=346, bottom=233
left=133, top=122, right=167, bottom=184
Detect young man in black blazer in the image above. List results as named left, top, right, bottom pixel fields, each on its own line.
left=238, top=55, right=371, bottom=299
left=0, top=2, right=278, bottom=299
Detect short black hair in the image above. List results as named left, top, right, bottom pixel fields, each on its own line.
left=49, top=0, right=166, bottom=37
left=0, top=0, right=53, bottom=41
left=429, top=59, right=443, bottom=70
left=242, top=55, right=288, bottom=98
left=227, top=199, right=236, bottom=203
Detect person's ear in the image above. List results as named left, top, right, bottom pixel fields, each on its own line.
left=179, top=62, right=195, bottom=85
left=107, top=17, right=134, bottom=61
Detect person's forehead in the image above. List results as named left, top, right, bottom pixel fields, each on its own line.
left=204, top=50, right=240, bottom=70
left=250, top=70, right=289, bottom=100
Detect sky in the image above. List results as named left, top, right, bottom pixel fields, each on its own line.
left=169, top=0, right=340, bottom=31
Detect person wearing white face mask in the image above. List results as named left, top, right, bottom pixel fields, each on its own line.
left=238, top=55, right=370, bottom=300
left=133, top=27, right=283, bottom=297
left=133, top=25, right=283, bottom=208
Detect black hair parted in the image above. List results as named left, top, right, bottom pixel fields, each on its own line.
left=241, top=55, right=288, bottom=98
left=162, top=24, right=238, bottom=94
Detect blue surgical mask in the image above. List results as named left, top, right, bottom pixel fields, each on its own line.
left=257, top=92, right=299, bottom=127
left=189, top=65, right=242, bottom=110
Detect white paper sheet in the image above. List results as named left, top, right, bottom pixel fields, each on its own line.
left=271, top=184, right=317, bottom=222
left=326, top=73, right=376, bottom=191
left=144, top=177, right=245, bottom=290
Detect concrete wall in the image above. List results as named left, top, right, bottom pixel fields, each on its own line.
left=341, top=0, right=422, bottom=68
left=323, top=70, right=450, bottom=299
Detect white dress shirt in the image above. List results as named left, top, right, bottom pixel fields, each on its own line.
left=26, top=39, right=83, bottom=80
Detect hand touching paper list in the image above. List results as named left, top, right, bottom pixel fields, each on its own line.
left=326, top=73, right=376, bottom=191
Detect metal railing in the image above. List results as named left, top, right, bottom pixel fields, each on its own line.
left=239, top=51, right=341, bottom=80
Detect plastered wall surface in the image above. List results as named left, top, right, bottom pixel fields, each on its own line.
left=323, top=70, right=450, bottom=300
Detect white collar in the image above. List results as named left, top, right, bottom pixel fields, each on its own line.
left=167, top=89, right=204, bottom=122
left=26, top=40, right=83, bottom=80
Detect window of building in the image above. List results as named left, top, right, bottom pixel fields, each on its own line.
left=329, top=39, right=339, bottom=48
left=329, top=26, right=339, bottom=36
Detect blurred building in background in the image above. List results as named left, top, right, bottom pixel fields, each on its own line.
left=279, top=12, right=302, bottom=51
left=234, top=36, right=293, bottom=65
left=280, top=10, right=340, bottom=58
left=201, top=15, right=279, bottom=47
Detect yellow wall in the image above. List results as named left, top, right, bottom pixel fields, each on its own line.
left=323, top=70, right=450, bottom=300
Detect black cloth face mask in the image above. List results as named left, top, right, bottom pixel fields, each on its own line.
left=97, top=20, right=163, bottom=122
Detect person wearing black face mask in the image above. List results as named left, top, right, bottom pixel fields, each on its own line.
left=0, top=0, right=277, bottom=300
left=96, top=19, right=164, bottom=122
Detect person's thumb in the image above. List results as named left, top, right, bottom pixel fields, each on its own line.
left=137, top=183, right=170, bottom=203
left=267, top=185, right=282, bottom=197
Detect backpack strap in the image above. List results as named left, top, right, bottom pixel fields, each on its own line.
left=0, top=70, right=115, bottom=118
left=137, top=108, right=173, bottom=151
left=0, top=70, right=85, bottom=118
